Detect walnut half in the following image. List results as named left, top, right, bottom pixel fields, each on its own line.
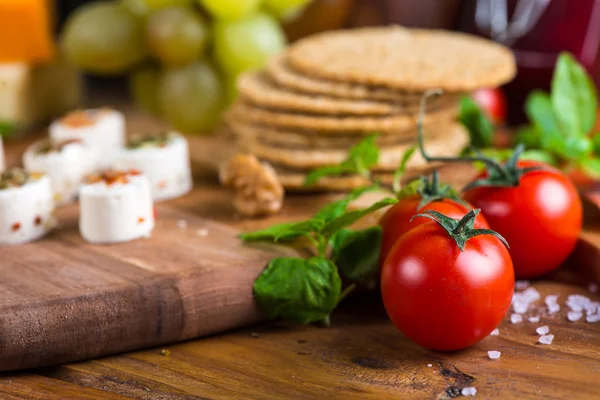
left=219, top=154, right=284, bottom=217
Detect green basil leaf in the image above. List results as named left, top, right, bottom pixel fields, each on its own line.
left=551, top=52, right=598, bottom=135
left=303, top=135, right=379, bottom=185
left=329, top=228, right=356, bottom=261
left=592, top=132, right=600, bottom=154
left=253, top=257, right=341, bottom=324
left=579, top=157, right=600, bottom=178
left=520, top=149, right=558, bottom=165
left=458, top=96, right=494, bottom=148
left=525, top=90, right=566, bottom=155
left=304, top=165, right=355, bottom=186
left=392, top=145, right=417, bottom=194
left=333, top=227, right=382, bottom=283
left=0, top=120, right=16, bottom=138
left=322, top=197, right=397, bottom=237
left=313, top=184, right=379, bottom=224
left=563, top=135, right=593, bottom=160
left=240, top=219, right=324, bottom=242
left=515, top=124, right=542, bottom=149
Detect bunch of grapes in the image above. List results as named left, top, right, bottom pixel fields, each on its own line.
left=61, top=0, right=311, bottom=133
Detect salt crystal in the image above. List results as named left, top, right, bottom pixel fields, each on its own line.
left=177, top=220, right=187, bottom=230
left=589, top=283, right=599, bottom=294
left=538, top=334, right=554, bottom=345
left=584, top=302, right=599, bottom=315
left=515, top=280, right=530, bottom=290
left=461, top=387, right=477, bottom=396
left=528, top=316, right=540, bottom=323
left=523, top=287, right=541, bottom=301
left=488, top=350, right=501, bottom=359
left=547, top=303, right=560, bottom=314
left=567, top=311, right=583, bottom=322
left=536, top=326, right=550, bottom=335
left=566, top=294, right=590, bottom=311
left=489, top=328, right=500, bottom=336
left=512, top=301, right=528, bottom=314
left=545, top=295, right=558, bottom=306
left=196, top=228, right=209, bottom=237
left=586, top=314, right=600, bottom=323
left=427, top=364, right=432, bottom=368
left=510, top=313, right=523, bottom=324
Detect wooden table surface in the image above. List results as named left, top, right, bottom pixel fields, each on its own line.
left=2, top=124, right=600, bottom=399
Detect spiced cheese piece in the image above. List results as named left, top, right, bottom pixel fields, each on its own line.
left=23, top=138, right=97, bottom=205
left=0, top=168, right=55, bottom=245
left=49, top=108, right=125, bottom=170
left=79, top=170, right=155, bottom=244
left=115, top=132, right=192, bottom=202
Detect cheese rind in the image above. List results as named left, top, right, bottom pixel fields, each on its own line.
left=115, top=133, right=192, bottom=201
left=79, top=174, right=155, bottom=244
left=0, top=175, right=56, bottom=245
left=23, top=140, right=97, bottom=205
left=49, top=109, right=125, bottom=170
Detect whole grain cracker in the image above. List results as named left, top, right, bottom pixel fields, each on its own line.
left=243, top=123, right=468, bottom=171
left=228, top=120, right=452, bottom=149
left=287, top=27, right=516, bottom=91
left=238, top=71, right=401, bottom=116
left=266, top=54, right=423, bottom=101
left=226, top=100, right=458, bottom=133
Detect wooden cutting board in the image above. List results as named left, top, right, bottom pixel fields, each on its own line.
left=0, top=195, right=303, bottom=372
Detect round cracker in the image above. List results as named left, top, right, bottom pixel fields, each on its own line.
left=228, top=119, right=454, bottom=149
left=287, top=27, right=516, bottom=91
left=266, top=54, right=421, bottom=101
left=226, top=100, right=458, bottom=133
left=238, top=71, right=400, bottom=116
left=244, top=123, right=469, bottom=172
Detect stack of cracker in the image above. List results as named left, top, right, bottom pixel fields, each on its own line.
left=226, top=26, right=515, bottom=191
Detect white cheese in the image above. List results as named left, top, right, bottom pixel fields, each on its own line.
left=79, top=173, right=154, bottom=244
left=115, top=132, right=192, bottom=201
left=49, top=109, right=125, bottom=170
left=23, top=139, right=98, bottom=205
left=0, top=175, right=56, bottom=245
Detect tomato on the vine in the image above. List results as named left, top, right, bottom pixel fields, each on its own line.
left=463, top=159, right=582, bottom=279
left=472, top=88, right=507, bottom=125
left=379, top=172, right=489, bottom=268
left=381, top=209, right=514, bottom=351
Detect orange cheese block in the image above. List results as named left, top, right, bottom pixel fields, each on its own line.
left=0, top=0, right=55, bottom=64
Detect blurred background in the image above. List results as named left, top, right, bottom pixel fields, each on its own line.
left=2, top=0, right=600, bottom=135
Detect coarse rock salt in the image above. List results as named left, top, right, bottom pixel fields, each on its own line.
left=567, top=311, right=583, bottom=322
left=584, top=302, right=599, bottom=315
left=489, top=328, right=500, bottom=336
left=545, top=295, right=558, bottom=306
left=538, top=334, right=554, bottom=345
left=547, top=303, right=560, bottom=314
left=587, top=314, right=600, bottom=323
left=462, top=387, right=477, bottom=396
left=515, top=280, right=530, bottom=290
left=528, top=316, right=540, bottom=323
left=566, top=294, right=590, bottom=312
left=512, top=301, right=529, bottom=314
left=536, top=326, right=550, bottom=335
left=589, top=283, right=599, bottom=294
left=177, top=220, right=187, bottom=230
left=510, top=313, right=523, bottom=324
left=427, top=364, right=432, bottom=368
left=488, top=350, right=501, bottom=359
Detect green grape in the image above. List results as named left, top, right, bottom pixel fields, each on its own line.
left=61, top=2, right=146, bottom=74
left=146, top=7, right=209, bottom=66
left=129, top=65, right=160, bottom=115
left=199, top=0, right=261, bottom=20
left=263, top=0, right=310, bottom=19
left=157, top=61, right=225, bottom=133
left=122, top=0, right=193, bottom=16
left=214, top=12, right=286, bottom=76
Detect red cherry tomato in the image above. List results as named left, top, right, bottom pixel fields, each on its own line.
left=379, top=198, right=489, bottom=269
left=463, top=160, right=582, bottom=279
left=472, top=88, right=507, bottom=125
left=381, top=217, right=514, bottom=351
